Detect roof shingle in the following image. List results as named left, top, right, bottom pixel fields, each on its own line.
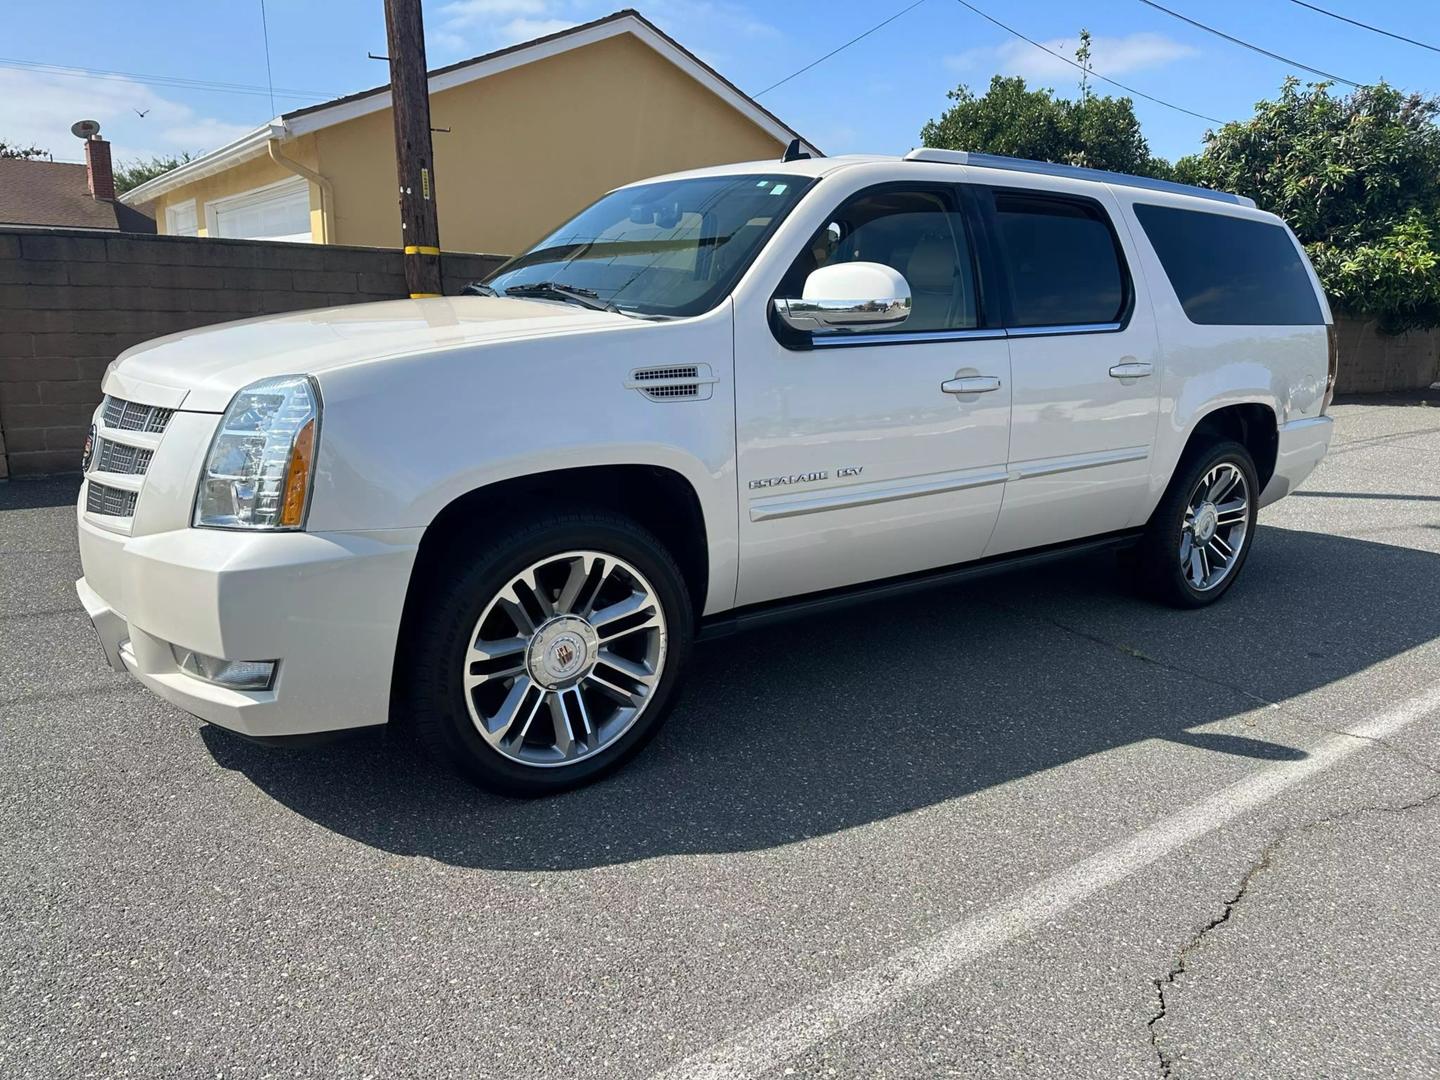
left=0, top=158, right=155, bottom=232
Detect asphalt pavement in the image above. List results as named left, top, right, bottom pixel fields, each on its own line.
left=3, top=396, right=1439, bottom=1079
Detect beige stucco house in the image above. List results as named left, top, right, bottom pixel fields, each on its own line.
left=121, top=9, right=816, bottom=256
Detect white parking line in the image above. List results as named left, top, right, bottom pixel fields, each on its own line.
left=657, top=683, right=1440, bottom=1080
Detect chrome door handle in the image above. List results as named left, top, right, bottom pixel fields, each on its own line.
left=941, top=375, right=1002, bottom=395
left=1109, top=361, right=1153, bottom=379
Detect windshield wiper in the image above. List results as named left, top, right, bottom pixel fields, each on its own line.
left=501, top=281, right=619, bottom=313
left=460, top=282, right=498, bottom=296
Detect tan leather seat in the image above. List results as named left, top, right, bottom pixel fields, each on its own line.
left=904, top=233, right=962, bottom=331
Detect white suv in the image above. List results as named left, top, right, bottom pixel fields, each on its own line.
left=76, top=148, right=1336, bottom=794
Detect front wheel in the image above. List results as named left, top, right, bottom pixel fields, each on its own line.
left=1136, top=440, right=1259, bottom=608
left=406, top=512, right=693, bottom=796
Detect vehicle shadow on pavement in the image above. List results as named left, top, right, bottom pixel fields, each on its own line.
left=202, top=525, right=1440, bottom=870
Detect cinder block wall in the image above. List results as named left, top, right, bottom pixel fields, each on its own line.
left=1333, top=316, right=1440, bottom=396
left=0, top=228, right=504, bottom=478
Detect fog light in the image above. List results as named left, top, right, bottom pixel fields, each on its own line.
left=171, top=646, right=277, bottom=691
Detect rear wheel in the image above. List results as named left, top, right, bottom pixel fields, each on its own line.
left=407, top=512, right=693, bottom=795
left=1136, top=439, right=1258, bottom=608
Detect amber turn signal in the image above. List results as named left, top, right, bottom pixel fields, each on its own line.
left=279, top=418, right=317, bottom=528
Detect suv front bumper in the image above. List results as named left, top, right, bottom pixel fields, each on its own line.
left=76, top=513, right=422, bottom=738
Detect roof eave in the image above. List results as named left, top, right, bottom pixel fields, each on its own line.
left=118, top=121, right=285, bottom=206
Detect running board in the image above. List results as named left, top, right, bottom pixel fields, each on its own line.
left=698, top=529, right=1143, bottom=641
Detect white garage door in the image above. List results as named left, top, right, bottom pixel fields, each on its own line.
left=210, top=178, right=312, bottom=243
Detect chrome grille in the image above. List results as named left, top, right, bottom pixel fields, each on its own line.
left=86, top=482, right=139, bottom=518
left=94, top=439, right=153, bottom=476
left=102, top=395, right=174, bottom=434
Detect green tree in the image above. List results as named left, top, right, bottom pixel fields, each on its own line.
left=1178, top=79, right=1440, bottom=331
left=1, top=140, right=49, bottom=160
left=114, top=152, right=194, bottom=195
left=920, top=30, right=1171, bottom=178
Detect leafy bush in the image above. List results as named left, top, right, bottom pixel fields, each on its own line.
left=1177, top=80, right=1440, bottom=331
left=114, top=153, right=194, bottom=196
left=920, top=74, right=1172, bottom=179
left=921, top=32, right=1172, bottom=179
left=1, top=140, right=49, bottom=160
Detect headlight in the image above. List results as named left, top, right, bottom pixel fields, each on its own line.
left=194, top=375, right=321, bottom=530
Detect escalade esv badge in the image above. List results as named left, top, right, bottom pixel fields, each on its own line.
left=749, top=466, right=863, bottom=490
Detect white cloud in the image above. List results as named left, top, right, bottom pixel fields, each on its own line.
left=0, top=69, right=255, bottom=164
left=438, top=0, right=551, bottom=26
left=496, top=16, right=577, bottom=41
left=644, top=0, right=779, bottom=40
left=431, top=0, right=779, bottom=59
left=946, top=32, right=1196, bottom=86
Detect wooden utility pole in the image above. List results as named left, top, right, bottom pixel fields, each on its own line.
left=384, top=0, right=442, bottom=298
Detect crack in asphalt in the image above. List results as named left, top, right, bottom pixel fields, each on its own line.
left=1145, top=787, right=1440, bottom=1078
left=985, top=601, right=1440, bottom=1077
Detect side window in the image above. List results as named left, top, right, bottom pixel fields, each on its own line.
left=991, top=192, right=1128, bottom=328
left=778, top=188, right=980, bottom=333
left=1131, top=203, right=1323, bottom=326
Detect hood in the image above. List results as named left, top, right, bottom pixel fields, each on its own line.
left=103, top=296, right=630, bottom=412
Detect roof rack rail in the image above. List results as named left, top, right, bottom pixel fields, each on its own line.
left=903, top=148, right=1256, bottom=209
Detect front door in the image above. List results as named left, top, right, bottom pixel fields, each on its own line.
left=976, top=184, right=1162, bottom=556
left=733, top=184, right=1012, bottom=607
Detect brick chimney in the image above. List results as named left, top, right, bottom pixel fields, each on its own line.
left=84, top=137, right=115, bottom=201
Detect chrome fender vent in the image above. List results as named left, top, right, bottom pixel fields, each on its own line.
left=626, top=364, right=717, bottom=402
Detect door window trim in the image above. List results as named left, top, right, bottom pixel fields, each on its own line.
left=973, top=185, right=1135, bottom=337
left=769, top=181, right=995, bottom=351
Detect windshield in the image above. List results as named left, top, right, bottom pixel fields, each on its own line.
left=483, top=174, right=813, bottom=318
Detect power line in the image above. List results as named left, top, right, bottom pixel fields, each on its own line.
left=1136, top=0, right=1363, bottom=87
left=0, top=56, right=340, bottom=101
left=259, top=0, right=278, bottom=117
left=1286, top=0, right=1440, bottom=56
left=949, top=0, right=1224, bottom=124
left=755, top=0, right=929, bottom=97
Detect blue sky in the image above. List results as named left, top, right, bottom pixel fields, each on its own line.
left=5, top=0, right=1437, bottom=169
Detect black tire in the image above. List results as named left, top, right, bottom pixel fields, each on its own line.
left=1136, top=439, right=1259, bottom=609
left=405, top=510, right=693, bottom=796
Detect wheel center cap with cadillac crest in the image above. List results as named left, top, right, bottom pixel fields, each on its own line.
left=1193, top=503, right=1219, bottom=546
left=527, top=616, right=599, bottom=690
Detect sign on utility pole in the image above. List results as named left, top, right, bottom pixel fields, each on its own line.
left=384, top=0, right=442, bottom=298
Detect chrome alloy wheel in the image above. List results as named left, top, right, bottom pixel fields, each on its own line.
left=463, top=551, right=668, bottom=767
left=1179, top=462, right=1250, bottom=592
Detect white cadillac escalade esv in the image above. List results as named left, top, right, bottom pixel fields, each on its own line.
left=77, top=148, right=1336, bottom=795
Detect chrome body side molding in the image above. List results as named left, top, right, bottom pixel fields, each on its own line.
left=749, top=466, right=1008, bottom=522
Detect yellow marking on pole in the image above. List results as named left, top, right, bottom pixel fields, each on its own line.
left=409, top=292, right=442, bottom=299
left=404, top=244, right=441, bottom=256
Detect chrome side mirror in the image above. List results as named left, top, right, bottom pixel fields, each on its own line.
left=773, top=261, right=912, bottom=334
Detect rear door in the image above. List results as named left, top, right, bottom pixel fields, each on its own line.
left=976, top=183, right=1162, bottom=556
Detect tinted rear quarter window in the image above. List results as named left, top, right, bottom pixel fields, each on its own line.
left=1132, top=203, right=1323, bottom=326
left=991, top=192, right=1128, bottom=327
